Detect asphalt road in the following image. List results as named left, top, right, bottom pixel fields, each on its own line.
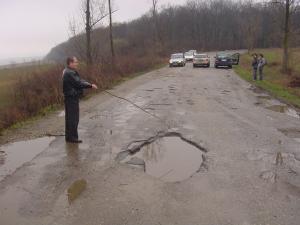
left=1, top=52, right=300, bottom=225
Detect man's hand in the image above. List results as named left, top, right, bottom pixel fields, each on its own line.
left=91, top=84, right=98, bottom=89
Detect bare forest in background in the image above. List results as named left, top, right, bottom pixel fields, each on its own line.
left=46, top=0, right=300, bottom=64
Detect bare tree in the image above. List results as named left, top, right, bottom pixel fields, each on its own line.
left=108, top=0, right=115, bottom=67
left=150, top=0, right=160, bottom=48
left=272, top=0, right=300, bottom=72
left=69, top=0, right=115, bottom=66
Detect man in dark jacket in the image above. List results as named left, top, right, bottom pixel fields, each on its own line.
left=63, top=57, right=98, bottom=143
left=252, top=53, right=258, bottom=80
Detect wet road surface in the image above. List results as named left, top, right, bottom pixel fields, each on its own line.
left=1, top=52, right=300, bottom=225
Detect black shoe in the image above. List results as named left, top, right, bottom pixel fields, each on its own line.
left=66, top=139, right=83, bottom=143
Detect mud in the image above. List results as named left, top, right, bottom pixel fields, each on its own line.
left=257, top=95, right=272, bottom=100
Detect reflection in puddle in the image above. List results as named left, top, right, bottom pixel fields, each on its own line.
left=0, top=137, right=55, bottom=181
left=67, top=179, right=87, bottom=203
left=123, top=136, right=203, bottom=182
left=266, top=105, right=300, bottom=119
left=58, top=111, right=65, bottom=117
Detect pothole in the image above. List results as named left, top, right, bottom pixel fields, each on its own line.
left=116, top=132, right=207, bottom=182
left=266, top=105, right=300, bottom=119
left=278, top=128, right=300, bottom=143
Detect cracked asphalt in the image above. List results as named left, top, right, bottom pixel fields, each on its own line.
left=1, top=51, right=300, bottom=225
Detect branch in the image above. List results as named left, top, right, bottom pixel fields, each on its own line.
left=91, top=9, right=118, bottom=28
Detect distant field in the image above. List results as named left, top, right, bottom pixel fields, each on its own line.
left=235, top=48, right=300, bottom=107
left=0, top=64, right=55, bottom=109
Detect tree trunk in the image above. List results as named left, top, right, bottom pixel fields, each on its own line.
left=282, top=0, right=290, bottom=73
left=108, top=0, right=115, bottom=68
left=86, top=0, right=93, bottom=66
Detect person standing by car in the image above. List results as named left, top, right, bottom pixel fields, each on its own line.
left=63, top=57, right=98, bottom=143
left=252, top=53, right=258, bottom=80
left=258, top=54, right=266, bottom=81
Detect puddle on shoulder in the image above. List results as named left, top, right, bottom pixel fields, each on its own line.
left=266, top=105, right=300, bottom=119
left=0, top=137, right=55, bottom=182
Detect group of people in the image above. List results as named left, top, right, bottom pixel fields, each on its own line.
left=252, top=53, right=267, bottom=81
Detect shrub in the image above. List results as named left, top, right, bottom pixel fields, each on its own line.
left=0, top=55, right=164, bottom=131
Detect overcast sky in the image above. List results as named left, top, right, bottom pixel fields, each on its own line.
left=0, top=0, right=186, bottom=61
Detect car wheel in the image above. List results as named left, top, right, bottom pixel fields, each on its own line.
left=228, top=65, right=232, bottom=69
left=215, top=65, right=218, bottom=68
left=207, top=64, right=210, bottom=68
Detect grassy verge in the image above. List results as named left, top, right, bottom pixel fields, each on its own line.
left=234, top=48, right=300, bottom=108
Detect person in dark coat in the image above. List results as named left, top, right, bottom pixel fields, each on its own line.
left=62, top=57, right=98, bottom=143
left=252, top=53, right=258, bottom=80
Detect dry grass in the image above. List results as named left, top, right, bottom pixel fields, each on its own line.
left=0, top=55, right=164, bottom=131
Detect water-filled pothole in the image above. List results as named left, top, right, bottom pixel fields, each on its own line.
left=266, top=105, right=300, bottom=119
left=0, top=137, right=55, bottom=181
left=117, top=132, right=206, bottom=182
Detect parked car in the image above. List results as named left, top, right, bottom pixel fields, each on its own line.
left=189, top=50, right=197, bottom=54
left=184, top=51, right=194, bottom=62
left=169, top=53, right=186, bottom=67
left=193, top=54, right=210, bottom=67
left=231, top=53, right=240, bottom=65
left=214, top=52, right=233, bottom=68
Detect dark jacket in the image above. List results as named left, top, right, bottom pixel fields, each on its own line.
left=252, top=57, right=258, bottom=69
left=62, top=68, right=92, bottom=98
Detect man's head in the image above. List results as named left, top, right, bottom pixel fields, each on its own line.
left=66, top=57, right=79, bottom=70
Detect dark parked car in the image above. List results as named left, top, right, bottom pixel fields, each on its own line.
left=215, top=53, right=233, bottom=68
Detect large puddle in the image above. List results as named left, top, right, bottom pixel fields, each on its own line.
left=0, top=137, right=55, bottom=181
left=119, top=134, right=205, bottom=182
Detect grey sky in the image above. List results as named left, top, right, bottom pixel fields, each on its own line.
left=0, top=0, right=186, bottom=60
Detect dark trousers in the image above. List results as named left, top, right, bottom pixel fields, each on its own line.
left=64, top=97, right=79, bottom=141
left=258, top=67, right=264, bottom=80
left=253, top=68, right=257, bottom=80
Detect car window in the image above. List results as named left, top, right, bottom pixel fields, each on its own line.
left=171, top=54, right=183, bottom=59
left=217, top=54, right=229, bottom=59
left=195, top=54, right=208, bottom=58
left=185, top=52, right=193, bottom=56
